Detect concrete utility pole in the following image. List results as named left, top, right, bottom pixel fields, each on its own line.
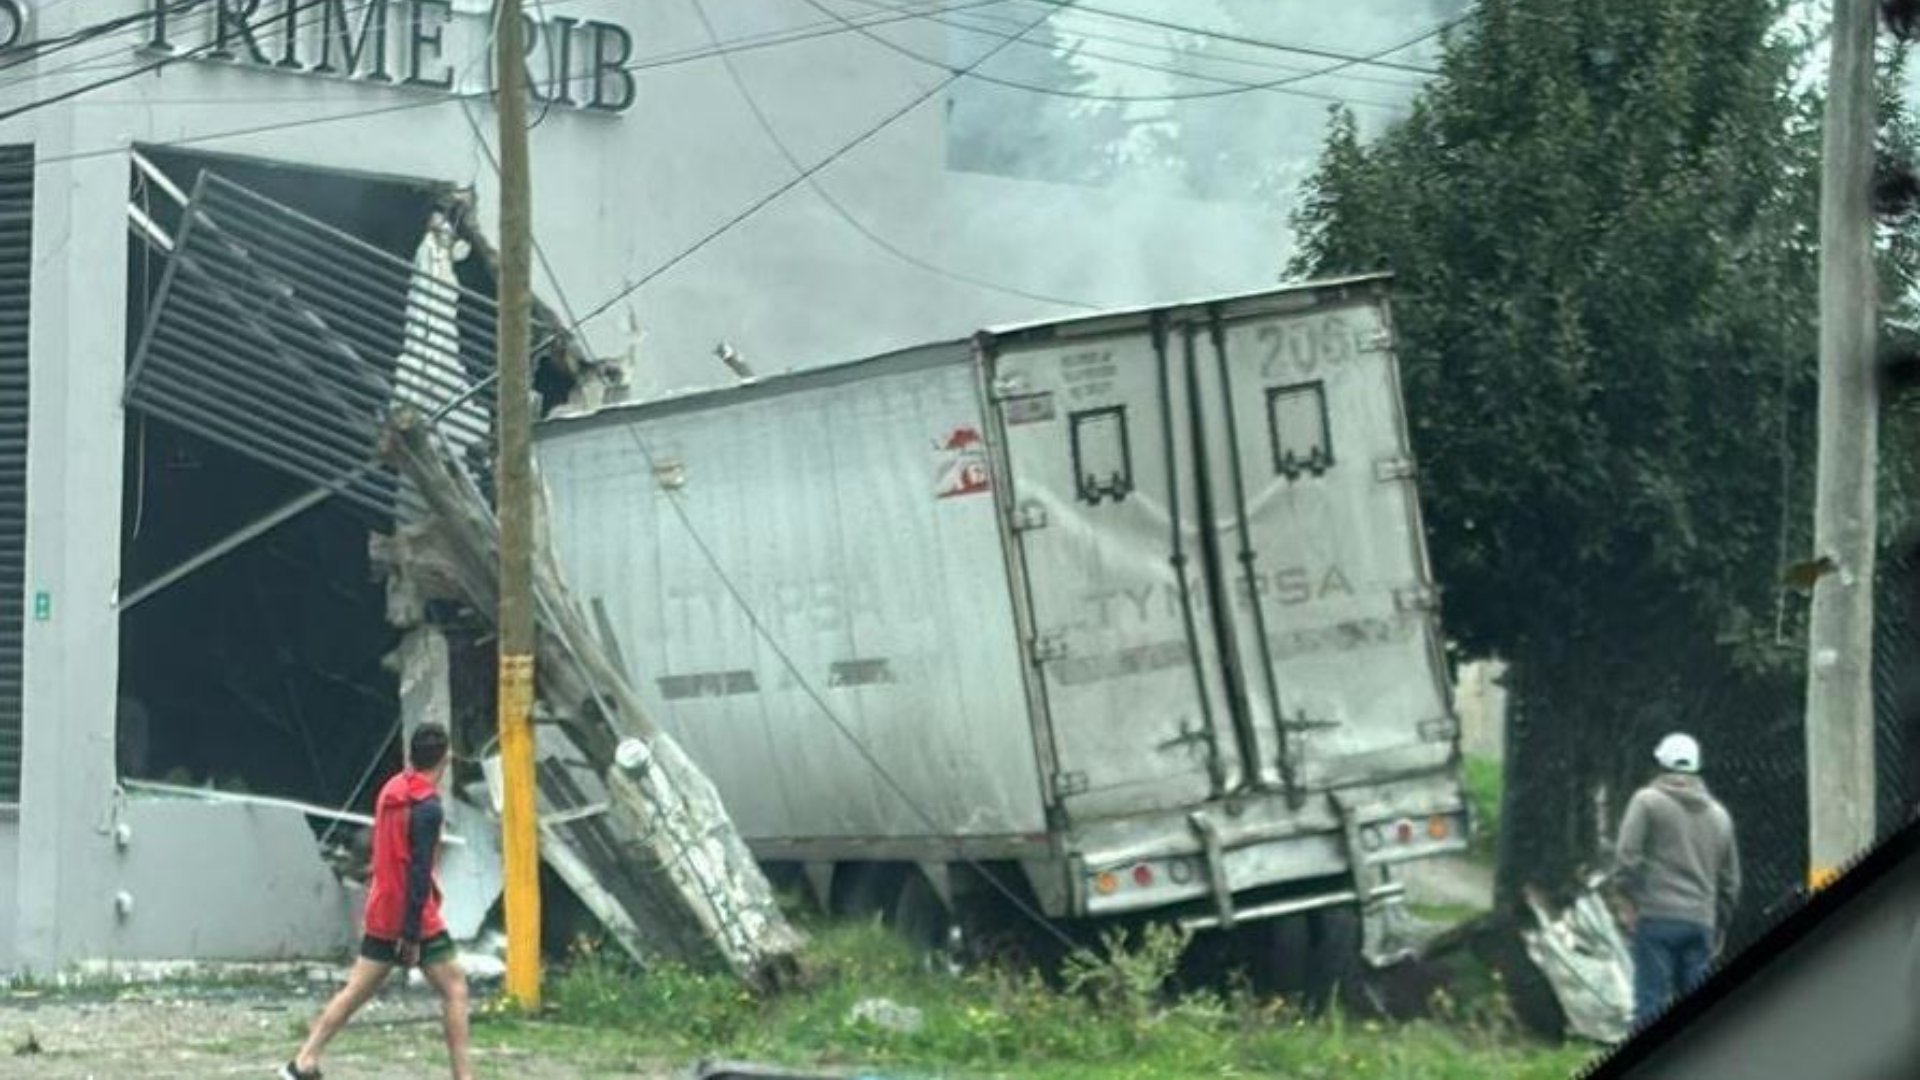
left=1806, top=0, right=1881, bottom=891
left=495, top=0, right=542, bottom=1006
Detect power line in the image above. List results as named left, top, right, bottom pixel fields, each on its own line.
left=791, top=0, right=1452, bottom=105
left=852, top=0, right=1431, bottom=91
left=0, top=0, right=1011, bottom=102
left=2, top=0, right=1433, bottom=132
left=0, top=0, right=297, bottom=97
left=0, top=0, right=345, bottom=123
left=1031, top=0, right=1443, bottom=75
left=553, top=1, right=1091, bottom=342
left=449, top=61, right=1080, bottom=952
left=0, top=0, right=196, bottom=74
left=459, top=3, right=1092, bottom=947
left=9, top=0, right=1434, bottom=293
left=687, top=0, right=1100, bottom=310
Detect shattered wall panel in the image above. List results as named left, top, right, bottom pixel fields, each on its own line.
left=113, top=798, right=357, bottom=960
left=125, top=172, right=498, bottom=518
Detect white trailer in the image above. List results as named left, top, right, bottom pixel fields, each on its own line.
left=538, top=274, right=1467, bottom=980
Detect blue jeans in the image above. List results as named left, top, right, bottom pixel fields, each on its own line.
left=1631, top=916, right=1713, bottom=1028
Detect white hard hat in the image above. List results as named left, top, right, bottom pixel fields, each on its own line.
left=1655, top=732, right=1701, bottom=774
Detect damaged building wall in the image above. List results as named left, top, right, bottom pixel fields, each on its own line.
left=5, top=7, right=603, bottom=968
left=102, top=800, right=358, bottom=961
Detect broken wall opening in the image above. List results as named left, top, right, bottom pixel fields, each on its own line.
left=115, top=147, right=521, bottom=817
left=111, top=143, right=672, bottom=963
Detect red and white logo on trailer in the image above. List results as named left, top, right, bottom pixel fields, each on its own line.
left=934, top=425, right=991, bottom=500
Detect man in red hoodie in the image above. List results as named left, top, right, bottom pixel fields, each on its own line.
left=280, top=723, right=474, bottom=1080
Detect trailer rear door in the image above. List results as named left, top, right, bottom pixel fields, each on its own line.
left=989, top=322, right=1242, bottom=819
left=1197, top=290, right=1454, bottom=789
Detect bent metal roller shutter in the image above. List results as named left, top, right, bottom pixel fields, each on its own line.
left=0, top=146, right=29, bottom=804
left=125, top=170, right=499, bottom=518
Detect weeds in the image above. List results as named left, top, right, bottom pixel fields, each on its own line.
left=523, top=919, right=1594, bottom=1080
left=1060, top=923, right=1191, bottom=1028
left=1463, top=755, right=1504, bottom=864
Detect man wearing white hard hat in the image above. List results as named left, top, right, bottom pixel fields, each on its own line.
left=1612, top=731, right=1741, bottom=1029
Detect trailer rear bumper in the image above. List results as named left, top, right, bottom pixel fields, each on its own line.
left=1173, top=878, right=1407, bottom=933
left=1067, top=771, right=1466, bottom=921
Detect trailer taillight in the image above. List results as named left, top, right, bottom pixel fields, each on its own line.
left=1428, top=815, right=1451, bottom=840
left=1395, top=819, right=1415, bottom=844
left=1094, top=872, right=1119, bottom=896
left=1133, top=864, right=1155, bottom=888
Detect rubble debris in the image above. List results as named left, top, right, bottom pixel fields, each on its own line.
left=1518, top=880, right=1634, bottom=1045
left=848, top=998, right=926, bottom=1036
left=376, top=413, right=804, bottom=991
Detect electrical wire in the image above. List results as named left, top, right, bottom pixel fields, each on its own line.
left=847, top=0, right=1431, bottom=91
left=551, top=0, right=1150, bottom=352
left=836, top=0, right=1418, bottom=108
left=0, top=0, right=199, bottom=74
left=612, top=419, right=1085, bottom=951
left=686, top=0, right=1099, bottom=311
left=1, top=0, right=1439, bottom=119
left=789, top=0, right=1456, bottom=105
left=1025, top=0, right=1443, bottom=74
left=0, top=0, right=362, bottom=123
left=0, top=0, right=1009, bottom=102
left=445, top=0, right=1089, bottom=952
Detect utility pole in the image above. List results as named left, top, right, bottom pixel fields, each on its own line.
left=495, top=0, right=542, bottom=1006
left=1806, top=0, right=1880, bottom=892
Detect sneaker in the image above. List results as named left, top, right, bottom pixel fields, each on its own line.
left=277, top=1062, right=322, bottom=1080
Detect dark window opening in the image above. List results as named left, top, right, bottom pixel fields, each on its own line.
left=1070, top=405, right=1134, bottom=506
left=1267, top=382, right=1333, bottom=481
left=0, top=145, right=28, bottom=804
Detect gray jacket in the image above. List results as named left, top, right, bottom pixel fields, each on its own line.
left=1613, top=773, right=1741, bottom=932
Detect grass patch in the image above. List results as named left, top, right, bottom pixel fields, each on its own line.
left=1463, top=754, right=1503, bottom=865
left=1411, top=903, right=1486, bottom=927
left=496, top=922, right=1596, bottom=1080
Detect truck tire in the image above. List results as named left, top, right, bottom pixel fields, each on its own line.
left=1306, top=905, right=1364, bottom=1007
left=833, top=863, right=905, bottom=923
left=892, top=870, right=956, bottom=961
left=1249, top=914, right=1314, bottom=1002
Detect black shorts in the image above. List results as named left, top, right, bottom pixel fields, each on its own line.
left=360, top=931, right=456, bottom=968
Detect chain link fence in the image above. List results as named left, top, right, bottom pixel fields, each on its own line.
left=1497, top=527, right=1920, bottom=961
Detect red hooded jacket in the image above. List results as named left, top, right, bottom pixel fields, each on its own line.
left=363, top=769, right=447, bottom=942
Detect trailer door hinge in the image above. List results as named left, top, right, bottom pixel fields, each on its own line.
left=990, top=375, right=1027, bottom=400
left=1373, top=457, right=1417, bottom=483
left=1010, top=502, right=1050, bottom=532
left=1279, top=710, right=1341, bottom=733
left=1359, top=328, right=1394, bottom=354
left=1031, top=632, right=1069, bottom=664
left=1053, top=770, right=1090, bottom=798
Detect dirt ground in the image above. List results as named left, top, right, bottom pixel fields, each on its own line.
left=0, top=982, right=669, bottom=1079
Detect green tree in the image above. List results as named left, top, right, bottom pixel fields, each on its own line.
left=1286, top=0, right=1920, bottom=925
